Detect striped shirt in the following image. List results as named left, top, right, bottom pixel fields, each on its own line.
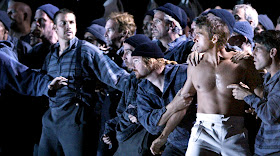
left=244, top=70, right=280, bottom=155
left=42, top=37, right=129, bottom=109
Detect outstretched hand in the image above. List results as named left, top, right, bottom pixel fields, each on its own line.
left=227, top=82, right=252, bottom=100
left=48, top=76, right=68, bottom=91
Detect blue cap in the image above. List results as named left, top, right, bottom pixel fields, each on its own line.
left=258, top=14, right=275, bottom=30
left=234, top=21, right=254, bottom=47
left=156, top=3, right=188, bottom=29
left=132, top=42, right=164, bottom=58
left=124, top=34, right=151, bottom=48
left=91, top=17, right=106, bottom=27
left=37, top=4, right=59, bottom=20
left=85, top=23, right=106, bottom=44
left=0, top=10, right=11, bottom=31
left=203, top=9, right=235, bottom=34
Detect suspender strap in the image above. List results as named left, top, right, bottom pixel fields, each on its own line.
left=74, top=40, right=83, bottom=101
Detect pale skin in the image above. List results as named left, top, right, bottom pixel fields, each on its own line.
left=150, top=25, right=262, bottom=155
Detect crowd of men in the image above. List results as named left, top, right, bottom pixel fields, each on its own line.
left=0, top=0, right=280, bottom=156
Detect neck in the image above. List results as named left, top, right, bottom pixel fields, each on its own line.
left=204, top=46, right=220, bottom=67
left=266, top=61, right=280, bottom=77
left=43, top=32, right=58, bottom=45
left=146, top=66, right=165, bottom=92
left=58, top=39, right=70, bottom=56
left=159, top=35, right=174, bottom=49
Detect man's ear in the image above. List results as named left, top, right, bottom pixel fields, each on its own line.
left=211, top=34, right=218, bottom=44
left=270, top=48, right=277, bottom=58
left=121, top=30, right=129, bottom=38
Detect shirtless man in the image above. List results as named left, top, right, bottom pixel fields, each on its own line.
left=158, top=9, right=262, bottom=156
left=184, top=11, right=263, bottom=155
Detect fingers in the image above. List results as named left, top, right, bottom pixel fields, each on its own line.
left=239, top=82, right=250, bottom=89
left=227, top=84, right=239, bottom=89
left=128, top=114, right=138, bottom=123
left=102, top=135, right=112, bottom=145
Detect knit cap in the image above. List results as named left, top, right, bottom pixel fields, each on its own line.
left=202, top=9, right=235, bottom=34
left=234, top=21, right=254, bottom=47
left=132, top=42, right=164, bottom=58
left=91, top=17, right=106, bottom=27
left=37, top=4, right=59, bottom=20
left=145, top=9, right=155, bottom=17
left=258, top=14, right=275, bottom=30
left=124, top=34, right=151, bottom=48
left=85, top=24, right=106, bottom=44
left=156, top=3, right=188, bottom=29
left=0, top=10, right=11, bottom=31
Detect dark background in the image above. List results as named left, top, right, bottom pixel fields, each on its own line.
left=2, top=0, right=279, bottom=40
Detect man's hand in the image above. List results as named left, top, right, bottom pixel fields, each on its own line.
left=171, top=89, right=194, bottom=111
left=48, top=76, right=68, bottom=91
left=150, top=135, right=167, bottom=155
left=102, top=134, right=112, bottom=145
left=227, top=82, right=252, bottom=100
left=230, top=50, right=250, bottom=63
left=128, top=114, right=137, bottom=123
left=186, top=51, right=204, bottom=66
left=245, top=107, right=259, bottom=119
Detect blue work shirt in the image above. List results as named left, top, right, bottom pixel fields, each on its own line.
left=0, top=40, right=18, bottom=61
left=104, top=73, right=144, bottom=142
left=163, top=35, right=194, bottom=64
left=42, top=37, right=128, bottom=109
left=244, top=70, right=280, bottom=155
left=137, top=64, right=196, bottom=150
left=0, top=50, right=50, bottom=96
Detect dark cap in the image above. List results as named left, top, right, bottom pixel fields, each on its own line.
left=202, top=9, right=235, bottom=34
left=85, top=24, right=106, bottom=44
left=37, top=4, right=59, bottom=20
left=0, top=10, right=11, bottom=31
left=132, top=42, right=164, bottom=58
left=124, top=34, right=151, bottom=48
left=234, top=21, right=254, bottom=47
left=258, top=14, right=275, bottom=30
left=156, top=3, right=188, bottom=29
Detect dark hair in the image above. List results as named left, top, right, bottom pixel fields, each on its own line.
left=53, top=8, right=75, bottom=24
left=254, top=30, right=280, bottom=59
left=195, top=14, right=230, bottom=49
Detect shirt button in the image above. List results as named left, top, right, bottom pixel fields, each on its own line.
left=76, top=103, right=79, bottom=106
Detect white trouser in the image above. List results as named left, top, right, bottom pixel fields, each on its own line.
left=185, top=113, right=251, bottom=156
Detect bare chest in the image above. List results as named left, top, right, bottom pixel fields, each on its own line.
left=192, top=61, right=245, bottom=93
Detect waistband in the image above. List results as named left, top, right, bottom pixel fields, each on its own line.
left=196, top=113, right=244, bottom=125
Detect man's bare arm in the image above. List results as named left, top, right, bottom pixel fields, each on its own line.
left=151, top=67, right=197, bottom=154
left=150, top=108, right=187, bottom=155
left=157, top=90, right=193, bottom=126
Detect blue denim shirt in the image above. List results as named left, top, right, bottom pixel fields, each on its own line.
left=0, top=50, right=50, bottom=96
left=104, top=73, right=145, bottom=142
left=42, top=37, right=129, bottom=109
left=137, top=64, right=196, bottom=150
left=164, top=35, right=194, bottom=64
left=0, top=40, right=18, bottom=61
left=244, top=70, right=280, bottom=155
